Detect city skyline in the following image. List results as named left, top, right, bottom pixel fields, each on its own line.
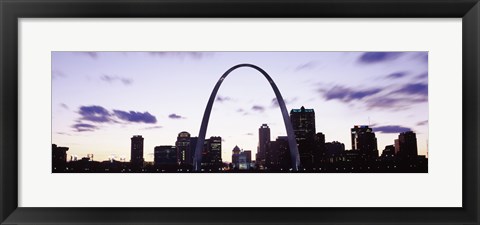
left=52, top=109, right=427, bottom=173
left=52, top=51, right=428, bottom=163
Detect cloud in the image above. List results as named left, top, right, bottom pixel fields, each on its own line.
left=113, top=110, right=157, bottom=123
left=317, top=81, right=428, bottom=110
left=416, top=72, right=428, bottom=80
left=78, top=52, right=98, bottom=59
left=365, top=94, right=427, bottom=110
left=392, top=83, right=428, bottom=97
left=413, top=52, right=428, bottom=63
left=236, top=108, right=244, bottom=113
left=101, top=74, right=133, bottom=85
left=72, top=123, right=98, bottom=132
left=358, top=52, right=402, bottom=64
left=373, top=125, right=411, bottom=133
left=148, top=52, right=211, bottom=59
left=385, top=71, right=408, bottom=79
left=251, top=105, right=265, bottom=112
left=271, top=97, right=298, bottom=108
left=141, top=125, right=163, bottom=130
left=56, top=132, right=72, bottom=136
left=417, top=120, right=428, bottom=126
left=168, top=113, right=185, bottom=119
left=320, top=85, right=382, bottom=103
left=60, top=103, right=69, bottom=110
left=52, top=70, right=67, bottom=79
left=295, top=61, right=318, bottom=71
left=78, top=105, right=112, bottom=123
left=216, top=96, right=232, bottom=103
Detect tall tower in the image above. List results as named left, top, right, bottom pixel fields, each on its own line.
left=130, top=135, right=144, bottom=169
left=202, top=136, right=222, bottom=170
left=52, top=144, right=69, bottom=172
left=232, top=145, right=241, bottom=169
left=351, top=125, right=378, bottom=157
left=257, top=124, right=271, bottom=167
left=290, top=106, right=316, bottom=167
left=175, top=131, right=191, bottom=165
left=398, top=131, right=418, bottom=158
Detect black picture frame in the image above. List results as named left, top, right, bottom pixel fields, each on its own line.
left=1, top=0, right=479, bottom=224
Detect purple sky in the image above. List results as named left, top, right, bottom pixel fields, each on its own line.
left=52, top=51, right=428, bottom=162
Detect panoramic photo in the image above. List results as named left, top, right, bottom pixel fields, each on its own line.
left=52, top=51, right=428, bottom=173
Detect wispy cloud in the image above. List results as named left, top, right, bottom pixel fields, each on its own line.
left=271, top=97, right=298, bottom=108
left=78, top=105, right=112, bottom=123
left=216, top=95, right=233, bottom=103
left=168, top=113, right=185, bottom=119
left=60, top=103, right=69, bottom=110
left=77, top=52, right=98, bottom=59
left=141, top=125, right=163, bottom=130
left=417, top=120, right=428, bottom=126
left=416, top=72, right=428, bottom=80
left=251, top=105, right=265, bottom=113
left=319, top=85, right=382, bottom=103
left=101, top=74, right=133, bottom=85
left=52, top=70, right=67, bottom=79
left=113, top=110, right=157, bottom=123
left=72, top=123, right=98, bottom=132
left=385, top=71, right=408, bottom=79
left=373, top=125, right=411, bottom=133
left=74, top=105, right=159, bottom=132
left=392, top=83, right=428, bottom=97
left=295, top=61, right=319, bottom=71
left=148, top=52, right=211, bottom=60
left=358, top=52, right=402, bottom=64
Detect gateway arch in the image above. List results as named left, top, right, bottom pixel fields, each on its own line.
left=193, top=64, right=301, bottom=171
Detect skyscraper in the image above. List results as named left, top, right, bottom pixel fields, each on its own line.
left=314, top=132, right=326, bottom=165
left=154, top=145, right=177, bottom=166
left=257, top=124, right=271, bottom=167
left=351, top=125, right=378, bottom=157
left=175, top=131, right=191, bottom=165
left=130, top=135, right=144, bottom=169
left=202, top=136, right=222, bottom=170
left=189, top=137, right=198, bottom=166
left=238, top=150, right=252, bottom=170
left=232, top=145, right=241, bottom=169
left=398, top=131, right=418, bottom=158
left=290, top=106, right=316, bottom=167
left=270, top=136, right=291, bottom=170
left=52, top=144, right=69, bottom=172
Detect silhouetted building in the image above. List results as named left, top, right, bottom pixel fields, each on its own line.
left=351, top=125, right=378, bottom=157
left=154, top=145, right=177, bottom=165
left=232, top=145, right=241, bottom=169
left=398, top=131, right=418, bottom=158
left=189, top=137, right=198, bottom=165
left=290, top=106, right=316, bottom=167
left=314, top=132, right=326, bottom=164
left=325, top=141, right=345, bottom=155
left=175, top=131, right=191, bottom=165
left=257, top=124, right=271, bottom=167
left=394, top=139, right=400, bottom=155
left=270, top=136, right=291, bottom=170
left=202, top=136, right=222, bottom=170
left=52, top=144, right=69, bottom=172
left=239, top=150, right=252, bottom=170
left=130, top=135, right=144, bottom=169
left=381, top=145, right=396, bottom=158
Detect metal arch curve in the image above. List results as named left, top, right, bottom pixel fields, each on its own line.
left=193, top=64, right=301, bottom=172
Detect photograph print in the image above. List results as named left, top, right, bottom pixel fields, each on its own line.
left=52, top=51, right=428, bottom=173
